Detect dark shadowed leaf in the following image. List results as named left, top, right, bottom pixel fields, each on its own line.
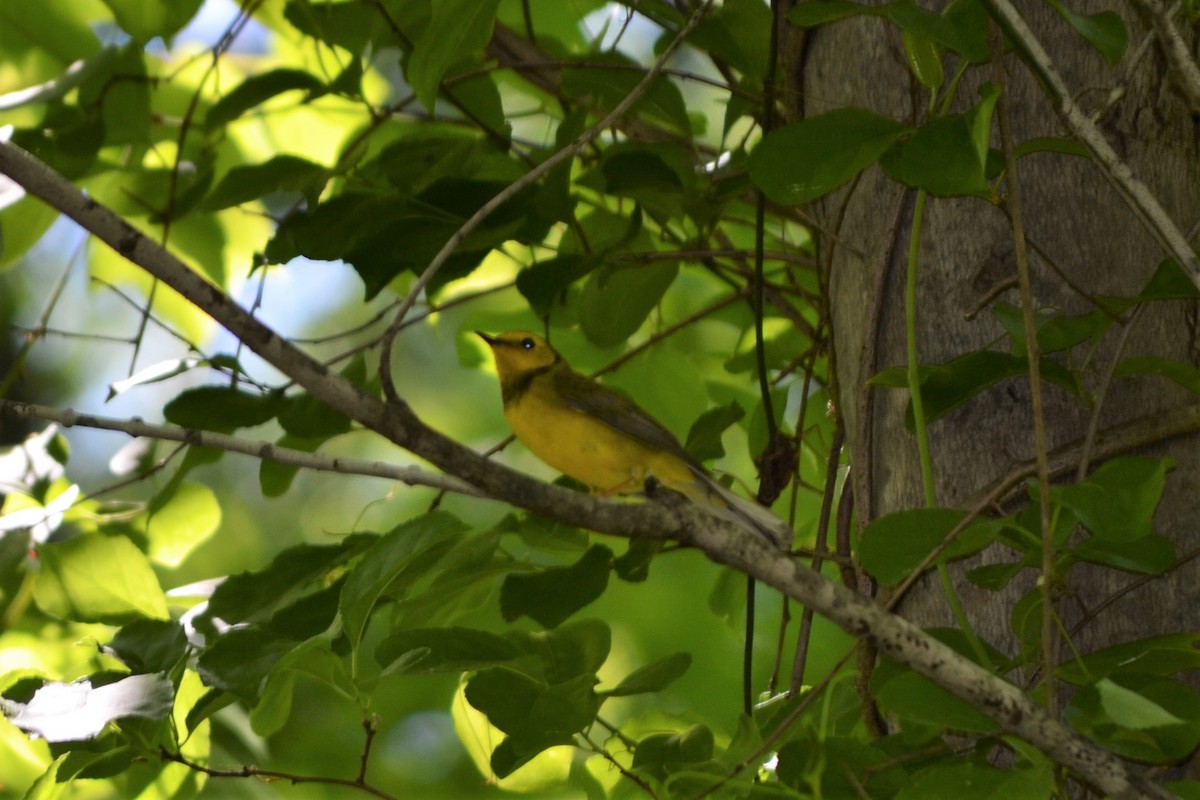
left=205, top=69, right=324, bottom=129
left=749, top=108, right=906, bottom=204
left=500, top=545, right=613, bottom=628
left=376, top=627, right=521, bottom=675
left=509, top=618, right=611, bottom=684
left=685, top=401, right=745, bottom=462
left=859, top=508, right=1000, bottom=585
left=106, top=620, right=188, bottom=674
left=604, top=652, right=691, bottom=697
left=340, top=512, right=469, bottom=650
left=202, top=156, right=329, bottom=211
left=163, top=386, right=282, bottom=433
left=1047, top=0, right=1127, bottom=65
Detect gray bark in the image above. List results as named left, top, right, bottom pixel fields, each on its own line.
left=804, top=3, right=1200, bottom=661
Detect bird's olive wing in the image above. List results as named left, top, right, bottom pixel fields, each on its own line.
left=552, top=369, right=699, bottom=465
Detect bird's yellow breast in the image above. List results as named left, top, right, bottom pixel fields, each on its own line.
left=505, top=373, right=696, bottom=495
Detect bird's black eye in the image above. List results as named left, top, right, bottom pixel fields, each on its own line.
left=521, top=337, right=535, bottom=350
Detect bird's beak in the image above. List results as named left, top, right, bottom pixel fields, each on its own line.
left=475, top=331, right=496, bottom=346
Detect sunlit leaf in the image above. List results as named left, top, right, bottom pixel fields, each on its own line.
left=407, top=0, right=501, bottom=112
left=1, top=673, right=174, bottom=742
left=34, top=534, right=168, bottom=623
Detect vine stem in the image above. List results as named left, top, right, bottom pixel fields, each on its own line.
left=904, top=186, right=992, bottom=670
left=905, top=189, right=936, bottom=508
left=991, top=20, right=1058, bottom=717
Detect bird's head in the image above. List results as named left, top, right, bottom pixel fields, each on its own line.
left=476, top=330, right=561, bottom=380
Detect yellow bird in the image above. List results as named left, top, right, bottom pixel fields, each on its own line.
left=477, top=330, right=788, bottom=545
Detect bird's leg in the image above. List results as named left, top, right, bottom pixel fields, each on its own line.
left=598, top=467, right=649, bottom=497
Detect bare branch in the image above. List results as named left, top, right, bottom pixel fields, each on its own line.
left=0, top=399, right=481, bottom=497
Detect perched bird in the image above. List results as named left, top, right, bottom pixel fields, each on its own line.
left=477, top=330, right=789, bottom=545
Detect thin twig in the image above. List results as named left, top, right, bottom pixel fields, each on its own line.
left=0, top=399, right=481, bottom=497
left=160, top=747, right=398, bottom=800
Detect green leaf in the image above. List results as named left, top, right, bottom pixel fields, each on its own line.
left=880, top=113, right=991, bottom=197
left=106, top=620, right=188, bottom=674
left=516, top=254, right=599, bottom=316
left=560, top=52, right=692, bottom=137
left=859, top=508, right=1001, bottom=585
left=748, top=108, right=907, bottom=205
left=1130, top=259, right=1200, bottom=302
left=1059, top=634, right=1200, bottom=685
left=896, top=762, right=1052, bottom=800
left=903, top=31, right=943, bottom=92
left=77, top=43, right=150, bottom=146
left=579, top=261, right=678, bottom=347
left=340, top=512, right=468, bottom=651
left=375, top=627, right=521, bottom=675
left=1114, top=356, right=1200, bottom=394
left=195, top=628, right=297, bottom=701
left=873, top=670, right=1000, bottom=734
left=34, top=534, right=168, bottom=624
left=612, top=537, right=662, bottom=583
left=604, top=652, right=691, bottom=697
left=465, top=669, right=601, bottom=777
left=1068, top=674, right=1200, bottom=762
left=1072, top=534, right=1175, bottom=575
left=1052, top=456, right=1172, bottom=542
left=278, top=391, right=353, bottom=438
left=510, top=618, right=612, bottom=684
left=206, top=68, right=324, bottom=129
left=1047, top=0, right=1127, bottom=66
left=202, top=155, right=329, bottom=211
left=684, top=402, right=745, bottom=462
left=870, top=350, right=1079, bottom=429
left=99, top=0, right=203, bottom=43
left=201, top=537, right=373, bottom=628
left=1013, top=136, right=1090, bottom=160
left=406, top=0, right=501, bottom=112
left=500, top=545, right=612, bottom=628
left=1096, top=677, right=1185, bottom=729
left=163, top=386, right=282, bottom=433
left=991, top=302, right=1114, bottom=356
left=788, top=0, right=985, bottom=60
left=688, top=0, right=771, bottom=83
left=632, top=725, right=715, bottom=779
left=141, top=481, right=221, bottom=568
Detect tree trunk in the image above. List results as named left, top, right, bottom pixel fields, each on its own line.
left=799, top=2, right=1200, bottom=663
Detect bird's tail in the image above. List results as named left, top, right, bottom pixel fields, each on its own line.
left=687, top=467, right=792, bottom=548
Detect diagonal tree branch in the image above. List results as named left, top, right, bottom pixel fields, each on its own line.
left=0, top=135, right=1175, bottom=800
left=983, top=0, right=1200, bottom=286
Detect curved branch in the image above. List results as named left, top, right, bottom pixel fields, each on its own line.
left=0, top=136, right=1175, bottom=800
